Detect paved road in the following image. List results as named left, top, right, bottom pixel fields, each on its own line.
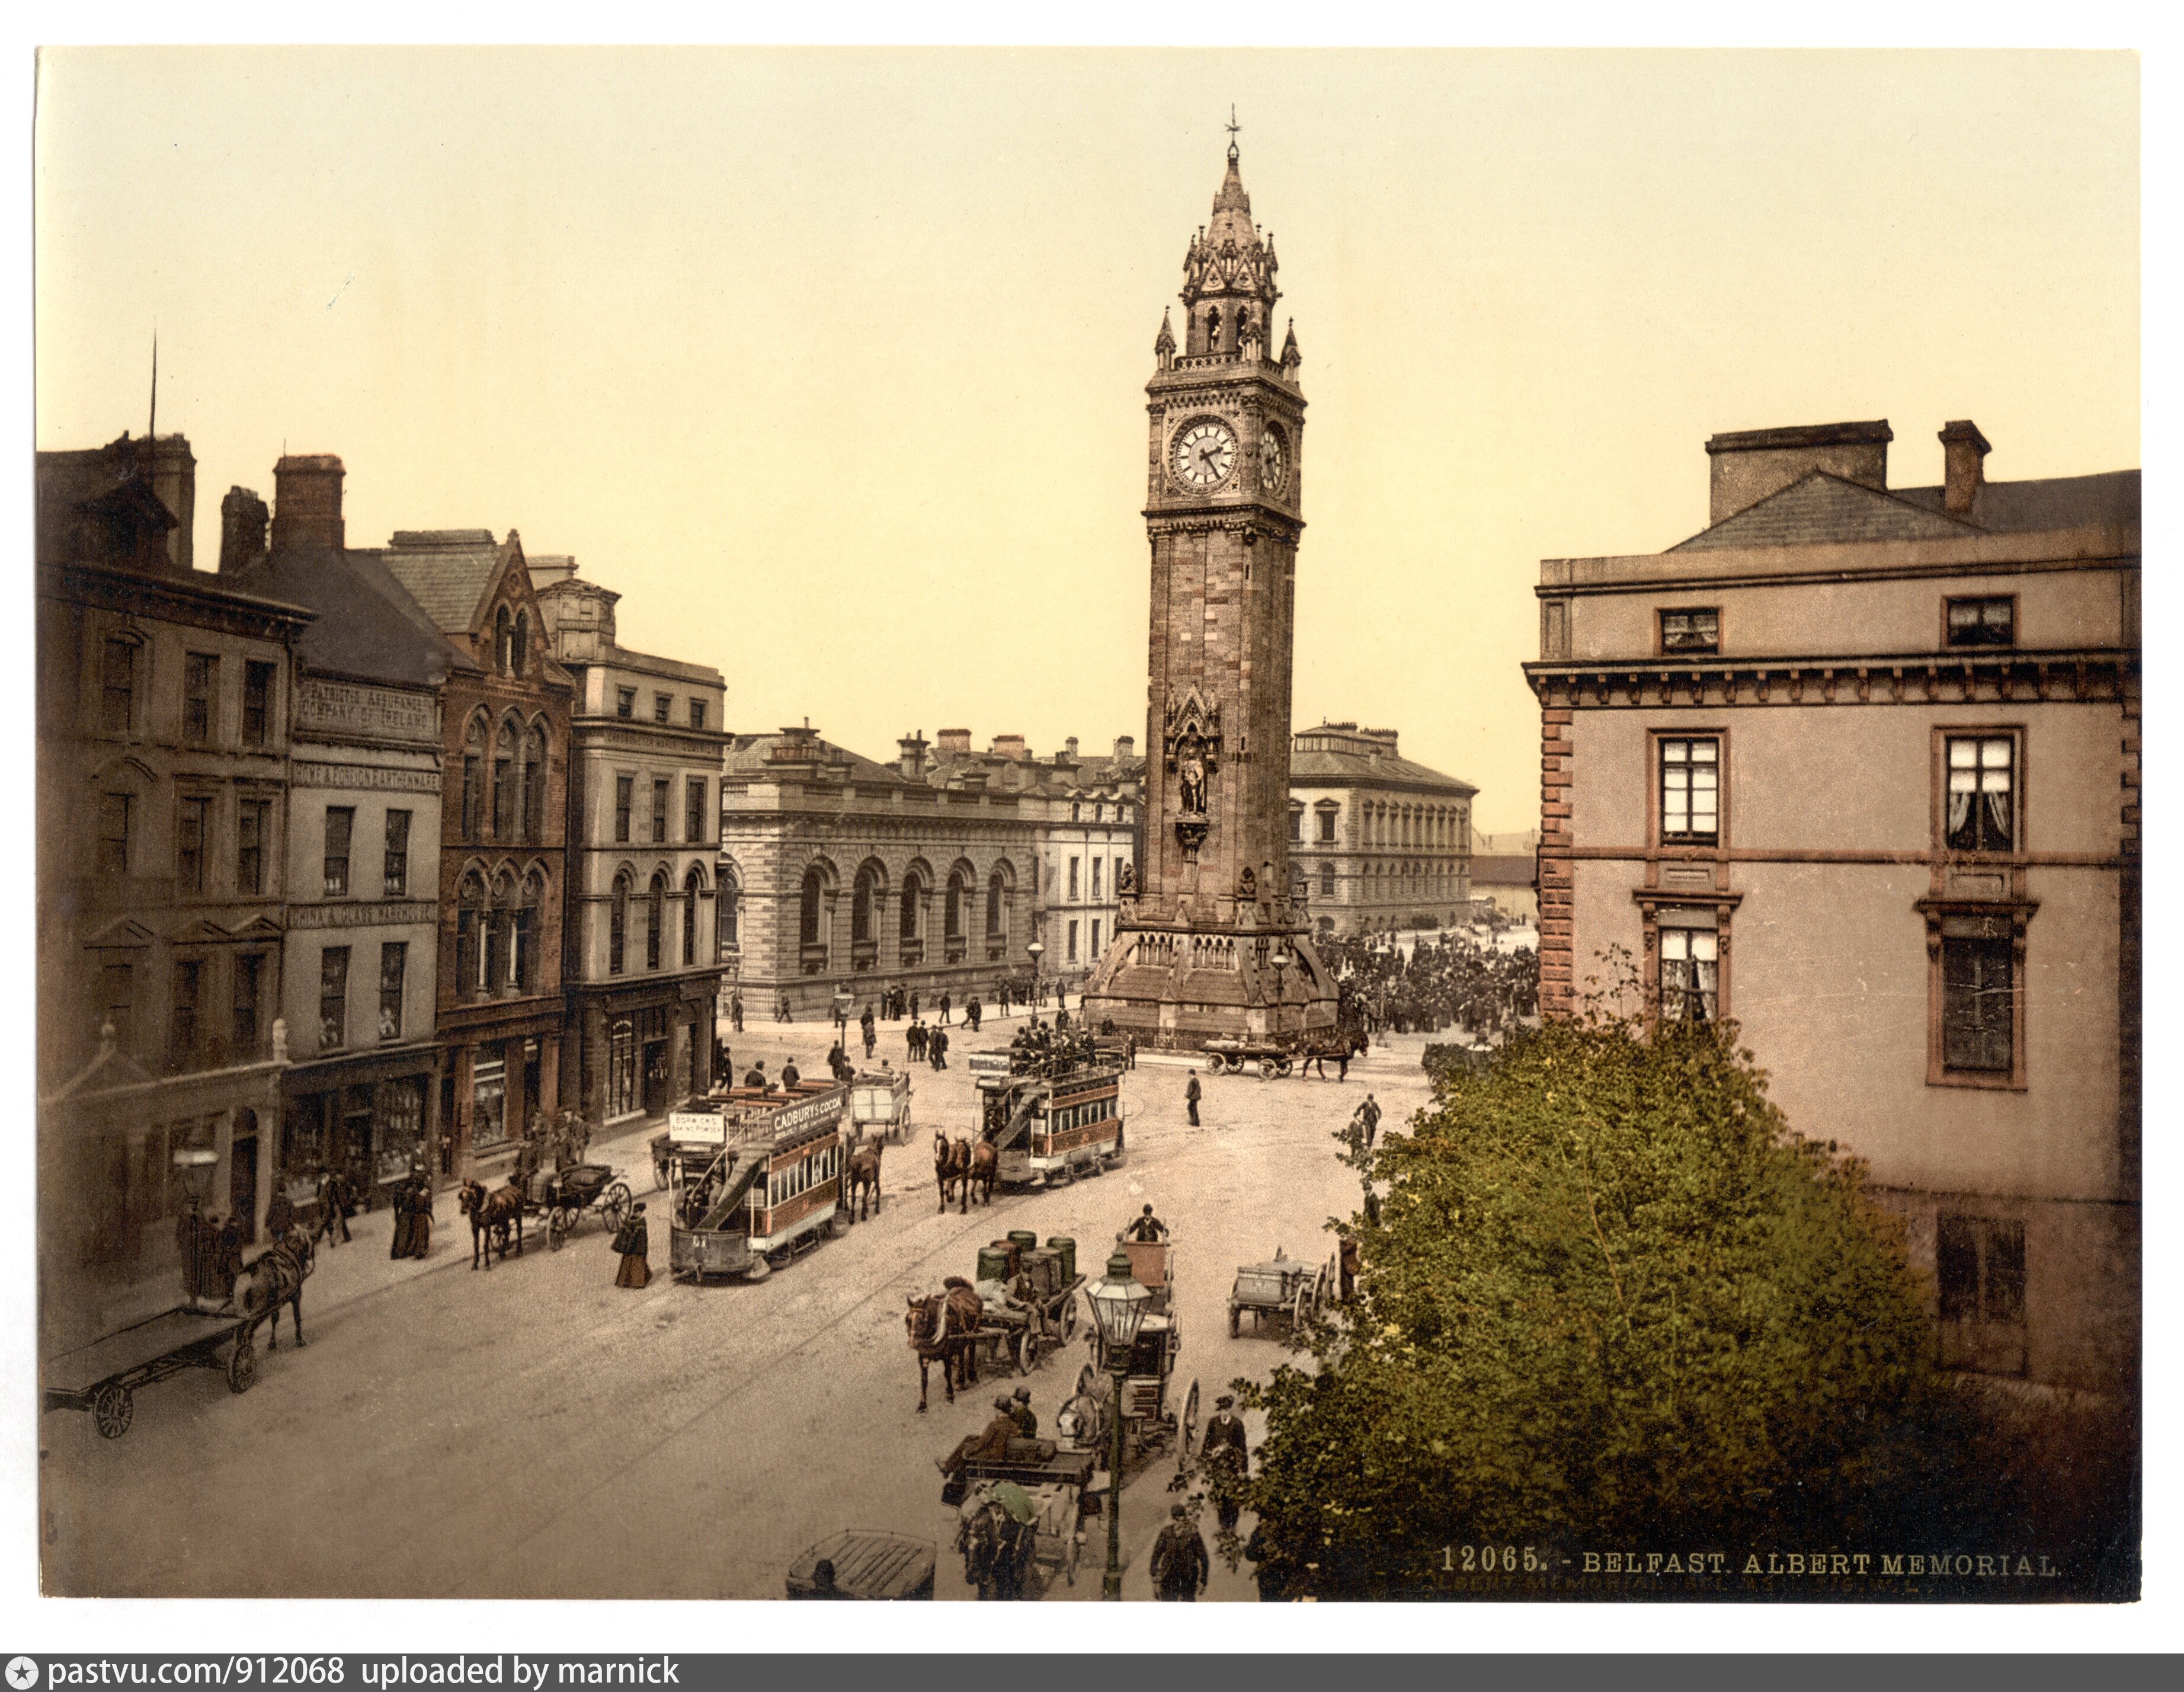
left=41, top=1025, right=1435, bottom=1600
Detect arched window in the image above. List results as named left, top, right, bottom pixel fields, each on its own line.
left=610, top=872, right=630, bottom=975
left=523, top=723, right=546, bottom=844
left=486, top=871, right=517, bottom=993
left=517, top=870, right=543, bottom=993
left=946, top=870, right=968, bottom=940
left=457, top=871, right=486, bottom=995
left=1206, top=305, right=1221, bottom=347
left=986, top=872, right=1005, bottom=940
left=852, top=865, right=880, bottom=944
left=799, top=868, right=824, bottom=949
left=462, top=716, right=487, bottom=839
left=719, top=869, right=740, bottom=955
left=494, top=606, right=513, bottom=673
left=646, top=872, right=667, bottom=971
left=492, top=719, right=517, bottom=839
left=898, top=869, right=925, bottom=964
left=683, top=866, right=704, bottom=967
left=511, top=612, right=528, bottom=679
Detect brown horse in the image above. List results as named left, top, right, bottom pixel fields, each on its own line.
left=967, top=1138, right=998, bottom=1208
left=846, top=1136, right=883, bottom=1223
left=236, top=1230, right=315, bottom=1350
left=907, top=1275, right=985, bottom=1412
left=934, top=1131, right=972, bottom=1214
left=457, top=1178, right=526, bottom=1268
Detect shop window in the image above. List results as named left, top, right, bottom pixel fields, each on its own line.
left=242, top=661, right=275, bottom=746
left=652, top=778, right=670, bottom=845
left=1945, top=735, right=2016, bottom=853
left=319, top=947, right=350, bottom=1053
left=1937, top=1213, right=2028, bottom=1374
left=472, top=1054, right=508, bottom=1147
left=1660, top=608, right=1719, bottom=655
left=176, top=796, right=209, bottom=895
left=183, top=653, right=217, bottom=745
left=1659, top=737, right=1719, bottom=845
left=323, top=805, right=354, bottom=897
left=238, top=799, right=268, bottom=895
left=607, top=1021, right=638, bottom=1119
left=383, top=810, right=410, bottom=897
left=379, top=942, right=406, bottom=1040
left=1946, top=597, right=2015, bottom=648
left=101, top=637, right=137, bottom=735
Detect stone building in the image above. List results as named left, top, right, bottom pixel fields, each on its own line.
left=1287, top=721, right=1477, bottom=938
left=1085, top=136, right=1337, bottom=1047
left=1525, top=417, right=2139, bottom=1394
left=534, top=556, right=728, bottom=1123
left=222, top=467, right=453, bottom=1213
left=1468, top=830, right=1540, bottom=925
left=372, top=523, right=575, bottom=1179
left=36, top=432, right=309, bottom=1341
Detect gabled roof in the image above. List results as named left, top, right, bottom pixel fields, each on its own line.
left=377, top=530, right=510, bottom=634
left=226, top=545, right=461, bottom=689
left=1671, top=471, right=1981, bottom=552
left=723, top=731, right=915, bottom=789
left=1289, top=746, right=1477, bottom=796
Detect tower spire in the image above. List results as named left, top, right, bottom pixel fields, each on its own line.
left=1225, top=104, right=1241, bottom=165
left=147, top=331, right=157, bottom=449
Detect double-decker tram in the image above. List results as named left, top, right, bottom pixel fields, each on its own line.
left=969, top=1031, right=1126, bottom=1188
left=668, top=1081, right=851, bottom=1282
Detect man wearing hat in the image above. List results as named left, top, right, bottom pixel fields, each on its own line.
left=612, top=1203, right=651, bottom=1288
left=1149, top=1502, right=1209, bottom=1601
left=1203, top=1394, right=1250, bottom=1532
left=1126, top=1203, right=1168, bottom=1243
left=939, top=1396, right=1023, bottom=1479
left=1007, top=1386, right=1037, bottom=1440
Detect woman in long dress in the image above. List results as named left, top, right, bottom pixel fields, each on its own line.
left=613, top=1203, right=651, bottom=1288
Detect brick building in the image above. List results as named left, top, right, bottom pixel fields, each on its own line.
left=1525, top=417, right=2139, bottom=1393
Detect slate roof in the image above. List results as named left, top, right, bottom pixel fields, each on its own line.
left=723, top=732, right=915, bottom=788
left=1673, top=467, right=2141, bottom=553
left=1469, top=853, right=1536, bottom=887
left=226, top=545, right=462, bottom=689
left=1290, top=746, right=1477, bottom=796
left=377, top=530, right=507, bottom=633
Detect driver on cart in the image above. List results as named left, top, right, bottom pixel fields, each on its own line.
left=1125, top=1203, right=1168, bottom=1243
left=938, top=1396, right=1023, bottom=1479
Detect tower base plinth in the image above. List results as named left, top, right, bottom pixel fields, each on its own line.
left=1080, top=920, right=1338, bottom=1052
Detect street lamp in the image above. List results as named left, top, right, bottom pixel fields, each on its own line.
left=1026, top=938, right=1045, bottom=1015
left=1085, top=1248, right=1152, bottom=1600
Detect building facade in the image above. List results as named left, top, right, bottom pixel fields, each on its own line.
left=1468, top=830, right=1540, bottom=925
left=1288, top=721, right=1477, bottom=938
left=535, top=557, right=728, bottom=1123
left=1525, top=417, right=2139, bottom=1394
left=1085, top=136, right=1336, bottom=1047
left=36, top=432, right=308, bottom=1341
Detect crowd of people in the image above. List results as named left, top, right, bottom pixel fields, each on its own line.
left=1321, top=926, right=1539, bottom=1042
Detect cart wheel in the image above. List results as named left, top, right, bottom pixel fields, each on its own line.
left=603, top=1183, right=633, bottom=1234
left=93, top=1384, right=133, bottom=1440
left=1062, top=1297, right=1080, bottom=1342
left=653, top=1159, right=668, bottom=1193
left=1276, top=1059, right=1294, bottom=1079
left=1259, top=1057, right=1279, bottom=1080
left=1229, top=1303, right=1240, bottom=1338
left=227, top=1333, right=258, bottom=1393
left=549, top=1208, right=570, bottom=1250
left=1293, top=1286, right=1313, bottom=1333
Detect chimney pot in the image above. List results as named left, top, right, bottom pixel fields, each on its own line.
left=1939, top=420, right=1991, bottom=517
left=219, top=485, right=269, bottom=573
left=1114, top=734, right=1135, bottom=760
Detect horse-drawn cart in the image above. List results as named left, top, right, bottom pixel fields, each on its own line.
left=969, top=1234, right=1085, bottom=1375
left=519, top=1162, right=633, bottom=1250
left=41, top=1305, right=262, bottom=1439
left=1201, top=1035, right=1295, bottom=1079
left=947, top=1448, right=1097, bottom=1597
left=850, top=1069, right=914, bottom=1147
left=1228, top=1247, right=1336, bottom=1337
left=1057, top=1235, right=1199, bottom=1477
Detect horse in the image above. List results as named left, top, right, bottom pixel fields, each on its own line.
left=906, top=1275, right=984, bottom=1412
left=934, top=1131, right=972, bottom=1214
left=967, top=1138, right=998, bottom=1208
left=236, top=1230, right=315, bottom=1351
left=457, top=1177, right=526, bottom=1268
left=846, top=1136, right=883, bottom=1223
left=957, top=1483, right=1035, bottom=1601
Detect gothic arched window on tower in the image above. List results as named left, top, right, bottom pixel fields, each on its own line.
left=1206, top=306, right=1221, bottom=350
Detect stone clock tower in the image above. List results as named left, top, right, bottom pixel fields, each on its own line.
left=1083, top=133, right=1339, bottom=1048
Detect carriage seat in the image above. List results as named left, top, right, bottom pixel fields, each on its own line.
left=1002, top=1438, right=1058, bottom=1464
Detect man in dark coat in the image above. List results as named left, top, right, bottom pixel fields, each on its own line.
left=264, top=1184, right=296, bottom=1245
left=1126, top=1203, right=1167, bottom=1242
left=389, top=1178, right=416, bottom=1260
left=731, top=993, right=744, bottom=1033
left=780, top=1058, right=801, bottom=1088
left=1150, top=1503, right=1209, bottom=1600
left=860, top=1006, right=877, bottom=1060
left=744, top=1059, right=768, bottom=1089
left=1203, top=1394, right=1250, bottom=1531
left=212, top=1211, right=246, bottom=1305
left=1007, top=1386, right=1037, bottom=1440
left=1358, top=1093, right=1382, bottom=1149
left=939, top=993, right=952, bottom=1026
left=314, top=1168, right=351, bottom=1247
left=939, top=1397, right=1021, bottom=1478
left=929, top=1026, right=949, bottom=1071
left=1184, top=1069, right=1202, bottom=1127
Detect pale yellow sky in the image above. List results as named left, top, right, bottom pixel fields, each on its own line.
left=34, top=48, right=2138, bottom=831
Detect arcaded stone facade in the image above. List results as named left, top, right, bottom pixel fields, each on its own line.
left=1525, top=417, right=2140, bottom=1395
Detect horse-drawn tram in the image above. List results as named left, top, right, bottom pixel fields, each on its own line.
left=668, top=1081, right=851, bottom=1283
left=969, top=1037, right=1126, bottom=1188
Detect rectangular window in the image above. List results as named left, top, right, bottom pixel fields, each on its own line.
left=379, top=942, right=407, bottom=1041
left=1320, top=864, right=1336, bottom=897
left=169, top=960, right=203, bottom=1070
left=654, top=693, right=672, bottom=724
left=1067, top=919, right=1079, bottom=963
left=1288, top=810, right=1302, bottom=843
left=324, top=806, right=354, bottom=897
left=1660, top=737, right=1719, bottom=845
left=1092, top=859, right=1103, bottom=901
left=319, top=947, right=350, bottom=1053
left=462, top=754, right=483, bottom=838
left=383, top=810, right=411, bottom=897
left=689, top=699, right=707, bottom=730
left=175, top=797, right=209, bottom=895
left=1942, top=930, right=2013, bottom=1073
left=242, top=661, right=274, bottom=746
left=101, top=638, right=136, bottom=734
left=100, top=962, right=135, bottom=1051
left=1945, top=736, right=2015, bottom=852
left=1657, top=923, right=1719, bottom=1023
left=1318, top=808, right=1337, bottom=843
left=615, top=776, right=633, bottom=844
left=686, top=777, right=707, bottom=844
left=616, top=688, right=636, bottom=719
left=652, top=778, right=670, bottom=843
left=183, top=653, right=217, bottom=744
left=1946, top=597, right=2015, bottom=648
left=1068, top=857, right=1080, bottom=900
left=1660, top=608, right=1720, bottom=654
left=232, top=952, right=262, bottom=1057
left=98, top=793, right=132, bottom=878
left=236, top=799, right=268, bottom=895
left=1091, top=919, right=1101, bottom=957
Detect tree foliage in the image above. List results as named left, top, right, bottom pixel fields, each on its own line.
left=1237, top=1007, right=1972, bottom=1597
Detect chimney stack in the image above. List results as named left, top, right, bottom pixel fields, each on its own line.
left=1114, top=734, right=1135, bottom=760
left=991, top=733, right=1028, bottom=762
left=937, top=728, right=972, bottom=755
left=1705, top=421, right=1892, bottom=526
left=138, top=436, right=197, bottom=573
left=1064, top=737, right=1079, bottom=759
left=897, top=732, right=930, bottom=780
left=272, top=453, right=345, bottom=551
left=1939, top=420, right=1991, bottom=517
left=219, top=486, right=269, bottom=573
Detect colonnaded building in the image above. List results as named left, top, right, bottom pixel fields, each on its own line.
left=1286, top=721, right=1476, bottom=938
left=1526, top=417, right=2139, bottom=1396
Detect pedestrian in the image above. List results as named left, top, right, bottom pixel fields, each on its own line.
left=1244, top=1520, right=1291, bottom=1601
left=1124, top=1032, right=1136, bottom=1071
left=1008, top=1386, right=1037, bottom=1440
left=940, top=993, right=952, bottom=1026
left=315, top=1167, right=350, bottom=1248
left=908, top=1021, right=926, bottom=1063
left=966, top=997, right=982, bottom=1033
left=1359, top=1093, right=1382, bottom=1150
left=212, top=1211, right=245, bottom=1304
left=781, top=1057, right=801, bottom=1088
left=777, top=993, right=792, bottom=1023
left=1150, top=1503, right=1209, bottom=1601
left=731, top=993, right=744, bottom=1033
left=264, top=1182, right=296, bottom=1245
left=389, top=1175, right=416, bottom=1261
left=909, top=990, right=920, bottom=1022
left=1203, top=1393, right=1250, bottom=1533
left=1185, top=1068, right=1202, bottom=1128
left=931, top=1026, right=949, bottom=1071
left=407, top=1164, right=434, bottom=1258
left=612, top=1202, right=651, bottom=1288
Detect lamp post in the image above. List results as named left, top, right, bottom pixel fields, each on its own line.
left=1270, top=945, right=1289, bottom=1042
left=1085, top=1248, right=1152, bottom=1600
left=1026, top=938, right=1045, bottom=1015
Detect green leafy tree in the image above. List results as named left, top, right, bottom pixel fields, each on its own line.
left=1236, top=995, right=1971, bottom=1598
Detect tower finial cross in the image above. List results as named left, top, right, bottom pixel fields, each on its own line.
left=1225, top=105, right=1241, bottom=159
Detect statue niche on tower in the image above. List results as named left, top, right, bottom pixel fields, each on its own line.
left=1163, top=690, right=1224, bottom=861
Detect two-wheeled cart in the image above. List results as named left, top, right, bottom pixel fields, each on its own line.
left=41, top=1306, right=264, bottom=1440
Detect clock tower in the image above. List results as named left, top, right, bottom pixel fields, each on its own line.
left=1083, top=131, right=1338, bottom=1048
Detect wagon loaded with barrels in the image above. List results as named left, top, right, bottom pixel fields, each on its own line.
left=966, top=1232, right=1085, bottom=1375
left=668, top=1080, right=853, bottom=1282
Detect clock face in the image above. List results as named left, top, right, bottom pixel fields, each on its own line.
left=1259, top=424, right=1288, bottom=494
left=1172, top=418, right=1237, bottom=490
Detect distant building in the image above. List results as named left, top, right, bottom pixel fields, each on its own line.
left=535, top=556, right=728, bottom=1121
left=1288, top=722, right=1477, bottom=938
left=1468, top=830, right=1539, bottom=925
left=1525, top=417, right=2139, bottom=1394
left=36, top=431, right=309, bottom=1341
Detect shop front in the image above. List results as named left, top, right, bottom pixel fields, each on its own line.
left=571, top=981, right=718, bottom=1131
left=280, top=1045, right=441, bottom=1213
left=440, top=1002, right=562, bottom=1179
